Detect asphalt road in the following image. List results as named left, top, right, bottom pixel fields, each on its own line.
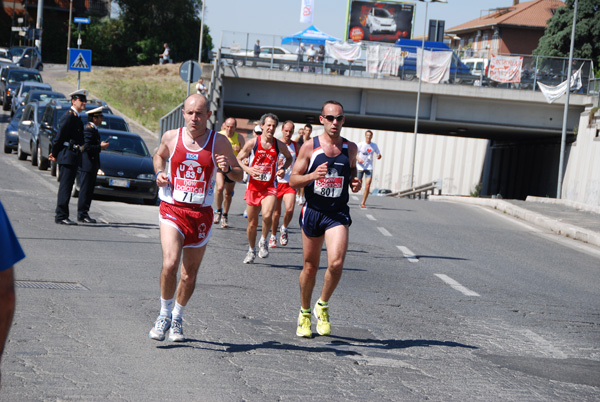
left=1, top=99, right=599, bottom=401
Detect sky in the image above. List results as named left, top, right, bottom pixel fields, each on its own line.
left=202, top=0, right=520, bottom=46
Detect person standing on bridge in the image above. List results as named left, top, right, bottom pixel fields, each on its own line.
left=290, top=100, right=361, bottom=338
left=149, top=94, right=242, bottom=342
left=356, top=130, right=382, bottom=208
left=237, top=113, right=292, bottom=264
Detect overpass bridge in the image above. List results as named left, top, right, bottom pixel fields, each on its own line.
left=211, top=63, right=594, bottom=141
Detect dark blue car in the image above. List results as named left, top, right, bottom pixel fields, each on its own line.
left=3, top=105, right=24, bottom=153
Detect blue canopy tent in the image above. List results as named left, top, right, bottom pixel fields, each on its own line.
left=281, top=25, right=340, bottom=46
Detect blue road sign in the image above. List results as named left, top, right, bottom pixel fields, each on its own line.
left=74, top=17, right=90, bottom=24
left=69, top=49, right=92, bottom=72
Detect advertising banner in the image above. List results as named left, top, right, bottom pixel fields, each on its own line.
left=346, top=0, right=415, bottom=44
left=489, top=54, right=523, bottom=83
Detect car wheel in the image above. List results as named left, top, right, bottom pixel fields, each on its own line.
left=2, top=99, right=9, bottom=111
left=37, top=145, right=48, bottom=170
left=37, top=63, right=43, bottom=72
left=17, top=142, right=27, bottom=160
left=56, top=163, right=61, bottom=181
left=50, top=160, right=57, bottom=176
left=3, top=140, right=11, bottom=153
left=31, top=143, right=38, bottom=166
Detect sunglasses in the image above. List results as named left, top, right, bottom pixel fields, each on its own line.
left=321, top=114, right=344, bottom=122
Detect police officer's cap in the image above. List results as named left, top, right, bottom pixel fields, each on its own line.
left=69, top=89, right=89, bottom=101
left=87, top=106, right=104, bottom=117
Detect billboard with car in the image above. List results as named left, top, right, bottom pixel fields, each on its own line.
left=345, top=0, right=415, bottom=44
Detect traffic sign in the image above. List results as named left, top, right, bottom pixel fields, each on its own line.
left=179, top=61, right=202, bottom=83
left=74, top=17, right=90, bottom=24
left=69, top=49, right=92, bottom=72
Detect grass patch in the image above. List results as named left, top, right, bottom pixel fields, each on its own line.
left=63, top=64, right=190, bottom=132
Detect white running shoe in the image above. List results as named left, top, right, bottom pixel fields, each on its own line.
left=243, top=249, right=256, bottom=264
left=268, top=235, right=277, bottom=248
left=258, top=239, right=269, bottom=258
left=168, top=318, right=185, bottom=342
left=280, top=226, right=288, bottom=246
left=149, top=315, right=171, bottom=341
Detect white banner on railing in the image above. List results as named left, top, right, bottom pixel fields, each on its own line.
left=326, top=41, right=362, bottom=62
left=366, top=45, right=404, bottom=76
left=416, top=49, right=452, bottom=84
left=489, top=54, right=523, bottom=83
left=537, top=67, right=582, bottom=104
left=300, top=0, right=314, bottom=23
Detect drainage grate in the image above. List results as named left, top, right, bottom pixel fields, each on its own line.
left=15, top=280, right=89, bottom=291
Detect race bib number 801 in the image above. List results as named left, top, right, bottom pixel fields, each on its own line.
left=315, top=176, right=344, bottom=198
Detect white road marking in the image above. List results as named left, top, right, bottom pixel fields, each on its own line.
left=434, top=274, right=480, bottom=297
left=352, top=196, right=359, bottom=201
left=378, top=227, right=391, bottom=236
left=366, top=214, right=376, bottom=221
left=397, top=246, right=419, bottom=262
left=520, top=329, right=567, bottom=358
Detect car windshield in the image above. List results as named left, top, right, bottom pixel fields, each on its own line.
left=12, top=107, right=24, bottom=121
left=8, top=71, right=42, bottom=84
left=82, top=116, right=129, bottom=132
left=34, top=93, right=65, bottom=102
left=9, top=47, right=25, bottom=58
left=101, top=134, right=149, bottom=157
left=374, top=9, right=392, bottom=18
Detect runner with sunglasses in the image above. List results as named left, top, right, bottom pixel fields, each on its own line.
left=289, top=100, right=362, bottom=338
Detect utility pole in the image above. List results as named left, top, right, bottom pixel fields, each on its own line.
left=66, top=0, right=73, bottom=71
left=35, top=0, right=44, bottom=52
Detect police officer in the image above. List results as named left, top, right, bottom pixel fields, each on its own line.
left=49, top=89, right=87, bottom=225
left=78, top=106, right=109, bottom=223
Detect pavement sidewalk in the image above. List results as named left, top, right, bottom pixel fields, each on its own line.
left=431, top=195, right=600, bottom=248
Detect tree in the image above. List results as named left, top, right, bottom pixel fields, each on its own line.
left=111, top=0, right=213, bottom=65
left=534, top=0, right=600, bottom=75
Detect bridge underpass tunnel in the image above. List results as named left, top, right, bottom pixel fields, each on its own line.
left=480, top=137, right=572, bottom=200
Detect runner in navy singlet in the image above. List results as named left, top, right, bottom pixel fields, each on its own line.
left=289, top=100, right=362, bottom=338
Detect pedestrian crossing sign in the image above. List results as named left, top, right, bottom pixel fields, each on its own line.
left=69, top=49, right=92, bottom=72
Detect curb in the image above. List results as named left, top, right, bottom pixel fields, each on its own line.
left=430, top=195, right=600, bottom=248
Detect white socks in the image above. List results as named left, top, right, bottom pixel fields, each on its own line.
left=160, top=297, right=174, bottom=317
left=172, top=302, right=185, bottom=322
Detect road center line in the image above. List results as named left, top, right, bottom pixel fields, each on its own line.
left=366, top=214, right=376, bottom=221
left=434, top=274, right=480, bottom=297
left=378, top=227, right=391, bottom=236
left=397, top=246, right=419, bottom=263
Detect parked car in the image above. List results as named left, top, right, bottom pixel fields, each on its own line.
left=21, top=90, right=66, bottom=106
left=81, top=113, right=130, bottom=132
left=0, top=47, right=9, bottom=59
left=9, top=46, right=43, bottom=70
left=231, top=46, right=297, bottom=71
left=38, top=99, right=114, bottom=175
left=3, top=105, right=24, bottom=153
left=10, top=81, right=52, bottom=116
left=16, top=100, right=47, bottom=165
left=366, top=7, right=397, bottom=35
left=462, top=58, right=490, bottom=78
left=1, top=67, right=43, bottom=111
left=73, top=129, right=158, bottom=205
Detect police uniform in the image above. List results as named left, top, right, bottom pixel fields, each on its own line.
left=52, top=89, right=87, bottom=224
left=78, top=106, right=104, bottom=222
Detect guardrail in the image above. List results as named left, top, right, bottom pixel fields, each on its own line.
left=387, top=179, right=442, bottom=199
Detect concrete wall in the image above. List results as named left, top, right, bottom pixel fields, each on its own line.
left=281, top=125, right=488, bottom=196
left=562, top=107, right=600, bottom=206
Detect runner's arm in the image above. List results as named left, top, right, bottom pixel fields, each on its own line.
left=153, top=129, right=176, bottom=187
left=289, top=140, right=327, bottom=189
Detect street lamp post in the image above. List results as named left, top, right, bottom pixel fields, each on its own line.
left=198, top=0, right=206, bottom=64
left=556, top=0, right=578, bottom=199
left=409, top=0, right=447, bottom=189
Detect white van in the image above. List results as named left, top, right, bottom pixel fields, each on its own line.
left=462, top=58, right=489, bottom=77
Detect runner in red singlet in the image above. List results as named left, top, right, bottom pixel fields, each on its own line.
left=236, top=113, right=292, bottom=264
left=149, top=94, right=242, bottom=342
